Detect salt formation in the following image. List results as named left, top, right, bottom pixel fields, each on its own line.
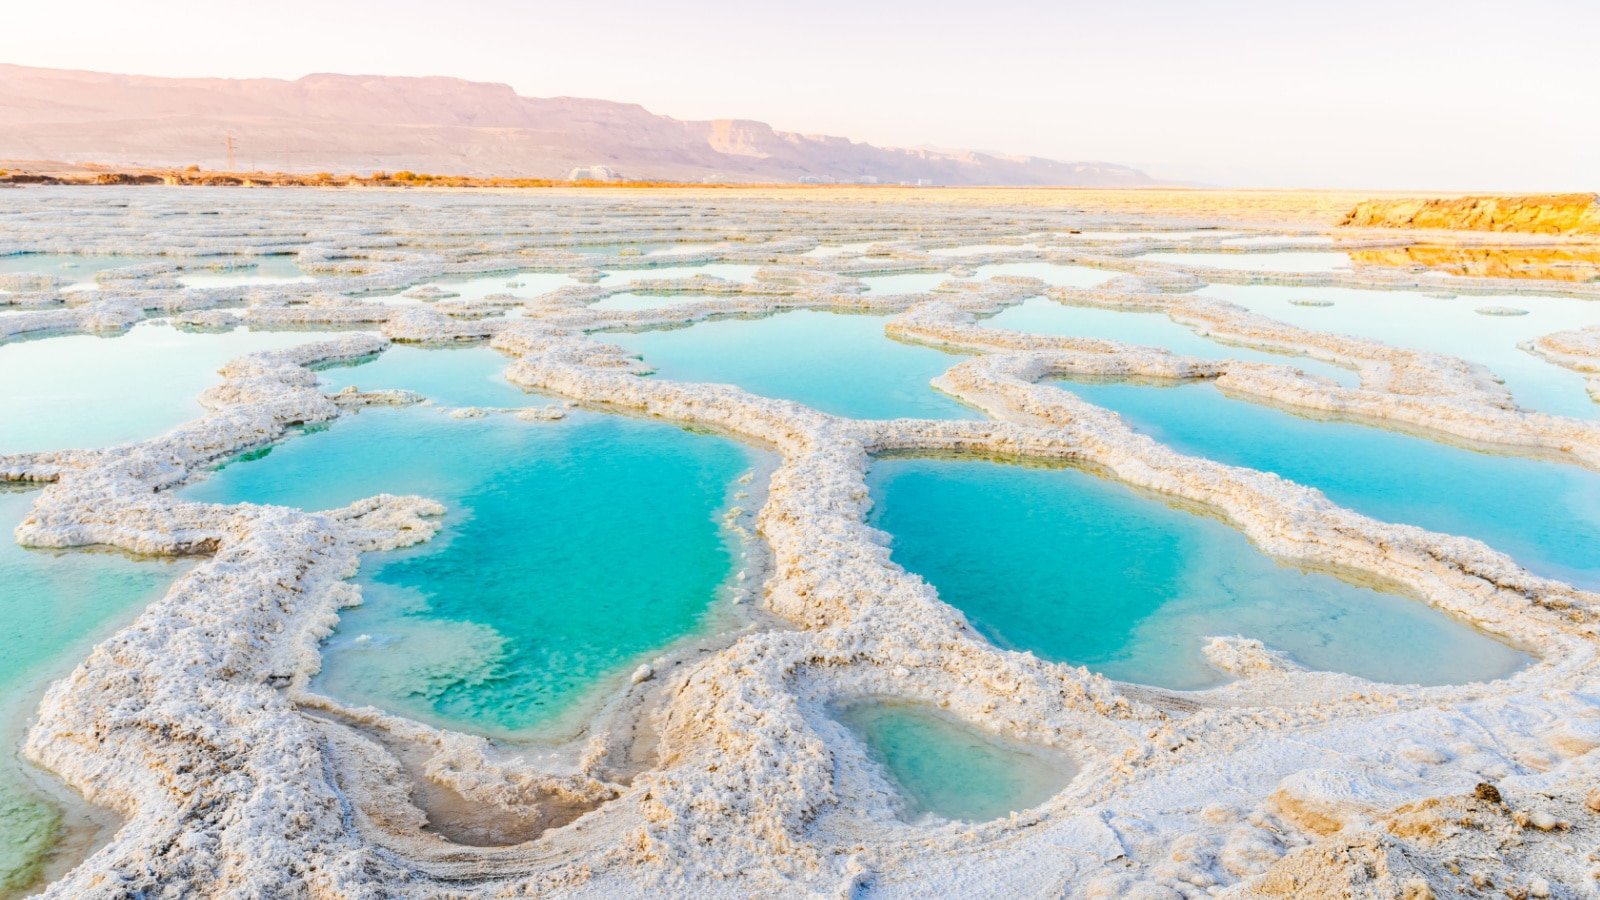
left=1525, top=325, right=1600, bottom=402
left=1, top=188, right=1599, bottom=898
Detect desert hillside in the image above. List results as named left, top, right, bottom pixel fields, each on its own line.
left=0, top=64, right=1153, bottom=186
left=1341, top=193, right=1600, bottom=235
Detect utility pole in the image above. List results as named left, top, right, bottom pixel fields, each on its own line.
left=225, top=133, right=236, bottom=172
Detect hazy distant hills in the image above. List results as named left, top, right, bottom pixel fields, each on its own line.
left=0, top=64, right=1153, bottom=186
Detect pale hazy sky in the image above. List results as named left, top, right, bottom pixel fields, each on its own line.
left=8, top=0, right=1596, bottom=189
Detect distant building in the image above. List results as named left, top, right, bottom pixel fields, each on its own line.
left=563, top=165, right=624, bottom=182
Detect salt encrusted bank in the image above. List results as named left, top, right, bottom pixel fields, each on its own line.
left=1, top=188, right=1599, bottom=898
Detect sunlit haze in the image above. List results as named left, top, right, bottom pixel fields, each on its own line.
left=6, top=0, right=1595, bottom=189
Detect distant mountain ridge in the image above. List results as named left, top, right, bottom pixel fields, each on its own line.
left=0, top=64, right=1154, bottom=186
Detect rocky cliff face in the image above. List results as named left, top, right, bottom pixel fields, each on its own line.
left=1342, top=194, right=1600, bottom=235
left=0, top=64, right=1152, bottom=186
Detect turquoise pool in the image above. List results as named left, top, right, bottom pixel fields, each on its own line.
left=984, top=298, right=1360, bottom=387
left=0, top=489, right=184, bottom=896
left=1061, top=379, right=1600, bottom=590
left=604, top=310, right=980, bottom=420
left=868, top=455, right=1527, bottom=689
left=183, top=404, right=760, bottom=738
left=835, top=700, right=1073, bottom=822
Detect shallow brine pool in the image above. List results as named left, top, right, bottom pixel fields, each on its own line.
left=983, top=298, right=1360, bottom=387
left=835, top=700, right=1075, bottom=822
left=0, top=488, right=186, bottom=897
left=182, top=400, right=761, bottom=739
left=0, top=322, right=358, bottom=454
left=371, top=271, right=585, bottom=305
left=603, top=309, right=981, bottom=420
left=176, top=256, right=315, bottom=288
left=967, top=263, right=1113, bottom=289
left=1198, top=283, right=1600, bottom=418
left=588, top=292, right=725, bottom=312
left=867, top=455, right=1526, bottom=689
left=0, top=254, right=164, bottom=292
left=315, top=344, right=537, bottom=409
left=1061, top=379, right=1600, bottom=590
left=860, top=273, right=956, bottom=295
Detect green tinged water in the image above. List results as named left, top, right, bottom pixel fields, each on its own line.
left=0, top=489, right=184, bottom=896
left=836, top=701, right=1073, bottom=822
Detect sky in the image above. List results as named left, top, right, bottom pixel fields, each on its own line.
left=6, top=0, right=1597, bottom=190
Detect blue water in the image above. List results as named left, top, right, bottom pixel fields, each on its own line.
left=868, top=455, right=1527, bottom=688
left=835, top=701, right=1074, bottom=822
left=0, top=488, right=184, bottom=894
left=1199, top=283, right=1600, bottom=419
left=604, top=310, right=980, bottom=420
left=985, top=298, right=1360, bottom=387
left=183, top=405, right=758, bottom=738
left=314, top=344, right=543, bottom=409
left=1060, top=379, right=1600, bottom=590
left=0, top=323, right=354, bottom=454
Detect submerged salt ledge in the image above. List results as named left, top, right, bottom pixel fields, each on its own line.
left=1, top=191, right=1598, bottom=897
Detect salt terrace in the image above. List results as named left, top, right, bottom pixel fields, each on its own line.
left=2, top=186, right=1599, bottom=899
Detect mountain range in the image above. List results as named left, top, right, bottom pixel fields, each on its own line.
left=0, top=64, right=1153, bottom=186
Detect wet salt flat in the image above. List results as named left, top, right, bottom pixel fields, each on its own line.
left=0, top=322, right=353, bottom=454
left=604, top=310, right=981, bottom=420
left=176, top=256, right=314, bottom=288
left=925, top=243, right=1050, bottom=257
left=800, top=242, right=879, bottom=257
left=1198, top=283, right=1600, bottom=418
left=604, top=261, right=768, bottom=285
left=1138, top=250, right=1354, bottom=272
left=587, top=291, right=721, bottom=311
left=183, top=403, right=758, bottom=738
left=984, top=297, right=1361, bottom=386
left=372, top=271, right=584, bottom=304
left=1060, top=379, right=1600, bottom=590
left=860, top=272, right=955, bottom=294
left=834, top=701, right=1075, bottom=822
left=868, top=455, right=1528, bottom=688
left=600, top=263, right=763, bottom=285
left=967, top=262, right=1112, bottom=288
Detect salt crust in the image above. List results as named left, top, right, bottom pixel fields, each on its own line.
left=1, top=191, right=1598, bottom=897
left=1524, top=325, right=1600, bottom=403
